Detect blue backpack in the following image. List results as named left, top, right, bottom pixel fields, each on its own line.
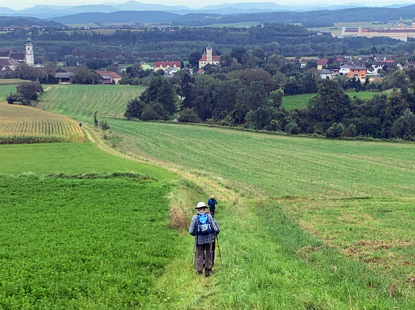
left=197, top=213, right=212, bottom=235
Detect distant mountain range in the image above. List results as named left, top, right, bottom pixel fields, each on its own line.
left=38, top=5, right=415, bottom=27
left=0, top=16, right=63, bottom=27
left=2, top=1, right=415, bottom=28
left=2, top=1, right=413, bottom=19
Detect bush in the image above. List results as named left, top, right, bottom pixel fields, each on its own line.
left=6, top=93, right=30, bottom=106
left=285, top=120, right=300, bottom=134
left=100, top=121, right=110, bottom=131
left=325, top=122, right=345, bottom=138
left=178, top=108, right=201, bottom=123
left=344, top=124, right=357, bottom=137
left=17, top=82, right=43, bottom=100
left=141, top=106, right=161, bottom=121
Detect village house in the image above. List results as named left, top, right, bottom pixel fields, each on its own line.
left=164, top=66, right=179, bottom=78
left=199, top=46, right=222, bottom=69
left=319, top=69, right=333, bottom=80
left=154, top=61, right=181, bottom=72
left=96, top=70, right=122, bottom=84
left=347, top=66, right=367, bottom=81
left=315, top=58, right=328, bottom=70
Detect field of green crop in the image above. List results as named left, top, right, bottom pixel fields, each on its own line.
left=0, top=79, right=39, bottom=101
left=283, top=91, right=384, bottom=111
left=0, top=84, right=17, bottom=101
left=37, top=84, right=146, bottom=119
left=0, top=141, right=199, bottom=309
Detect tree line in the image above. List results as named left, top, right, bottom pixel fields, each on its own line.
left=125, top=68, right=415, bottom=141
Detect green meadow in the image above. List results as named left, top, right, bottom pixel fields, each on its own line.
left=283, top=91, right=384, bottom=111
left=2, top=83, right=415, bottom=309
left=102, top=120, right=415, bottom=308
left=0, top=142, right=196, bottom=309
left=36, top=84, right=145, bottom=119
left=0, top=85, right=19, bottom=101
left=0, top=79, right=32, bottom=101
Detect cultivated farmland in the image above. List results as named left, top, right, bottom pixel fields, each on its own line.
left=5, top=85, right=415, bottom=308
left=0, top=102, right=84, bottom=143
left=101, top=119, right=415, bottom=309
left=0, top=140, right=192, bottom=309
left=36, top=84, right=146, bottom=119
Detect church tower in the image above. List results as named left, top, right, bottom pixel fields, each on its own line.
left=25, top=37, right=34, bottom=66
left=206, top=46, right=213, bottom=63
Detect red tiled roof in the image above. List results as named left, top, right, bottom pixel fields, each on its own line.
left=96, top=70, right=121, bottom=79
left=200, top=55, right=222, bottom=62
left=154, top=61, right=181, bottom=68
left=316, top=59, right=328, bottom=66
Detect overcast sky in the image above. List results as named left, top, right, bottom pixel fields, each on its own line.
left=1, top=0, right=410, bottom=10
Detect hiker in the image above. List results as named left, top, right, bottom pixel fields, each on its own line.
left=189, top=202, right=219, bottom=277
left=208, top=195, right=217, bottom=218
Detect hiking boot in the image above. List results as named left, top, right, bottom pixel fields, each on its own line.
left=205, top=269, right=211, bottom=277
left=196, top=271, right=202, bottom=275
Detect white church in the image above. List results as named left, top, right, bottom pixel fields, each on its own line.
left=0, top=37, right=34, bottom=74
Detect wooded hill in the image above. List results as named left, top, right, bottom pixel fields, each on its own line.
left=46, top=5, right=415, bottom=27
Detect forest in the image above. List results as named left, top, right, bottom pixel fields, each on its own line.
left=1, top=24, right=414, bottom=64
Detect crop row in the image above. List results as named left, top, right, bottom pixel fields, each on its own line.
left=0, top=103, right=84, bottom=143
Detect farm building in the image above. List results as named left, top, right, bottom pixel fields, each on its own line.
left=56, top=72, right=75, bottom=84
left=154, top=61, right=181, bottom=72
left=96, top=71, right=122, bottom=84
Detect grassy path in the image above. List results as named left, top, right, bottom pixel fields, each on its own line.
left=81, top=122, right=415, bottom=309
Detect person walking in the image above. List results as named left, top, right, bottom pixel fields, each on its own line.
left=207, top=195, right=217, bottom=218
left=189, top=202, right=219, bottom=277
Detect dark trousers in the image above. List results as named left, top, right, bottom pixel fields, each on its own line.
left=195, top=242, right=212, bottom=272
left=211, top=239, right=216, bottom=266
left=209, top=207, right=215, bottom=218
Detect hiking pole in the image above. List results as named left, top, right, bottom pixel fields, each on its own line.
left=216, top=236, right=222, bottom=259
left=191, top=243, right=195, bottom=267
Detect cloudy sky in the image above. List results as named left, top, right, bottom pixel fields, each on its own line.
left=1, top=0, right=409, bottom=10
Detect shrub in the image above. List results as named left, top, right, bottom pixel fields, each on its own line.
left=6, top=93, right=30, bottom=106
left=326, top=122, right=345, bottom=138
left=100, top=121, right=110, bottom=131
left=344, top=124, right=357, bottom=137
left=141, top=106, right=161, bottom=121
left=178, top=108, right=201, bottom=123
left=285, top=120, right=300, bottom=134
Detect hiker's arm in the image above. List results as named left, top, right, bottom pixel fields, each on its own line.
left=210, top=216, right=219, bottom=234
left=189, top=215, right=197, bottom=236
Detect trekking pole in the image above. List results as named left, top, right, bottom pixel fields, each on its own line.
left=191, top=243, right=195, bottom=267
left=216, top=236, right=222, bottom=259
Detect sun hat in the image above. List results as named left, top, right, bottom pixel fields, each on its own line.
left=195, top=202, right=207, bottom=209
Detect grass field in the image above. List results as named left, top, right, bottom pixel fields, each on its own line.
left=37, top=84, right=146, bottom=120
left=0, top=140, right=194, bottom=309
left=0, top=79, right=31, bottom=101
left=283, top=91, right=385, bottom=111
left=6, top=83, right=415, bottom=308
left=0, top=102, right=84, bottom=143
left=97, top=120, right=415, bottom=308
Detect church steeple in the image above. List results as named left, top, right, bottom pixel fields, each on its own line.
left=25, top=37, right=34, bottom=66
